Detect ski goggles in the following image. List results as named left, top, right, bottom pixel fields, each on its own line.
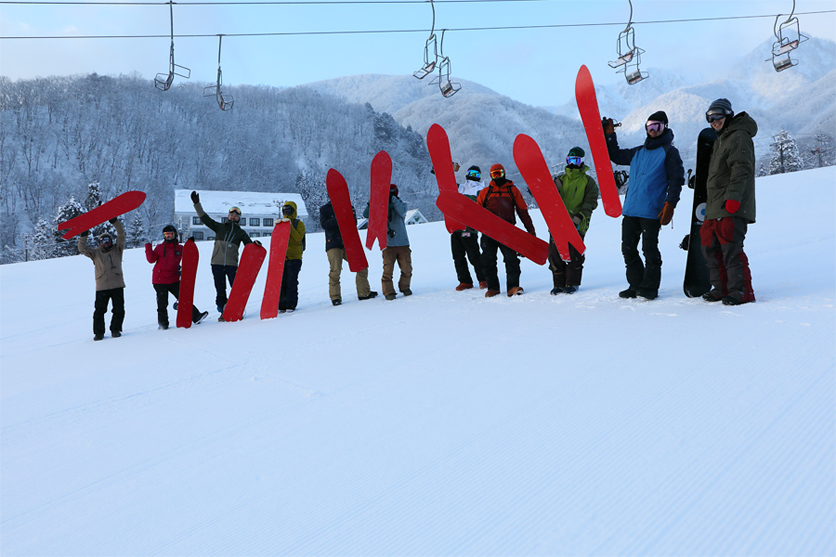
left=100, top=237, right=113, bottom=246
left=228, top=207, right=241, bottom=216
left=282, top=205, right=294, bottom=216
left=566, top=156, right=583, bottom=166
left=706, top=111, right=726, bottom=123
left=163, top=230, right=176, bottom=238
left=490, top=168, right=505, bottom=179
left=466, top=169, right=481, bottom=180
left=645, top=121, right=665, bottom=133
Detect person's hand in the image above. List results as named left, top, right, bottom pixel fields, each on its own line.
left=190, top=191, right=200, bottom=203
left=109, top=218, right=118, bottom=224
left=253, top=240, right=263, bottom=246
left=725, top=199, right=741, bottom=214
left=80, top=230, right=90, bottom=237
left=602, top=117, right=615, bottom=135
left=527, top=227, right=536, bottom=237
left=657, top=202, right=675, bottom=225
left=280, top=217, right=290, bottom=223
left=572, top=215, right=582, bottom=227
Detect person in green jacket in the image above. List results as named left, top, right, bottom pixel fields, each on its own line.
left=190, top=191, right=255, bottom=313
left=278, top=201, right=305, bottom=313
left=548, top=147, right=599, bottom=294
left=700, top=98, right=757, bottom=306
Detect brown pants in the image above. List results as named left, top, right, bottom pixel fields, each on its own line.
left=327, top=248, right=371, bottom=301
left=381, top=246, right=412, bottom=296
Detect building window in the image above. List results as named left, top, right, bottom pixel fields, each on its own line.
left=192, top=231, right=204, bottom=241
left=250, top=218, right=260, bottom=226
left=263, top=218, right=274, bottom=226
left=192, top=217, right=201, bottom=226
left=250, top=232, right=260, bottom=238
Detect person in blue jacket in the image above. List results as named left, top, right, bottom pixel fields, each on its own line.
left=604, top=110, right=684, bottom=300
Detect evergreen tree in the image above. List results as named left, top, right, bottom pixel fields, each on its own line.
left=32, top=218, right=53, bottom=260
left=768, top=129, right=803, bottom=175
left=295, top=173, right=329, bottom=232
left=52, top=197, right=85, bottom=257
left=127, top=212, right=146, bottom=248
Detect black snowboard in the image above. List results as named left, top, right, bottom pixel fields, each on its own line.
left=681, top=127, right=717, bottom=297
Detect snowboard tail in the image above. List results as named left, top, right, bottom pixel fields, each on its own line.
left=222, top=243, right=266, bottom=322
left=427, top=124, right=466, bottom=233
left=57, top=191, right=147, bottom=239
left=366, top=151, right=392, bottom=251
left=683, top=127, right=717, bottom=297
left=260, top=221, right=291, bottom=319
left=326, top=169, right=369, bottom=272
left=176, top=238, right=199, bottom=329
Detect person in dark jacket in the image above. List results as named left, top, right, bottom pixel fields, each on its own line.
left=278, top=201, right=305, bottom=313
left=78, top=218, right=125, bottom=341
left=364, top=184, right=412, bottom=301
left=475, top=163, right=537, bottom=298
left=320, top=200, right=377, bottom=306
left=549, top=147, right=599, bottom=294
left=451, top=165, right=487, bottom=291
left=190, top=191, right=254, bottom=313
left=700, top=98, right=757, bottom=305
left=604, top=110, right=685, bottom=300
left=145, top=225, right=208, bottom=329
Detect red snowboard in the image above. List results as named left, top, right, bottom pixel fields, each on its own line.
left=326, top=169, right=369, bottom=272
left=260, top=221, right=291, bottom=320
left=426, top=124, right=466, bottom=233
left=221, top=243, right=266, bottom=323
left=436, top=191, right=548, bottom=265
left=575, top=65, right=622, bottom=218
left=57, top=191, right=147, bottom=239
left=176, top=238, right=199, bottom=329
left=513, top=134, right=586, bottom=262
left=366, top=151, right=392, bottom=251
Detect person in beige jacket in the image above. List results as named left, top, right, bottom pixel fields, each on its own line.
left=78, top=218, right=126, bottom=341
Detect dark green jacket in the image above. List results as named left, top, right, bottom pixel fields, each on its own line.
left=194, top=201, right=253, bottom=266
left=705, top=112, right=758, bottom=223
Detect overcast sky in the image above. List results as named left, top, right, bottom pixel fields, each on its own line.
left=1, top=0, right=834, bottom=106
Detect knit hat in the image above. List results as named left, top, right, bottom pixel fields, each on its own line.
left=489, top=163, right=505, bottom=179
left=162, top=224, right=177, bottom=234
left=647, top=110, right=668, bottom=125
left=568, top=146, right=585, bottom=158
left=706, top=98, right=734, bottom=120
left=466, top=165, right=481, bottom=181
left=389, top=183, right=399, bottom=196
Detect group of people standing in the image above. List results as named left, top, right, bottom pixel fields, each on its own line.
left=79, top=97, right=757, bottom=341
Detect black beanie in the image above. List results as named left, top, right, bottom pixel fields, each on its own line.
left=707, top=98, right=734, bottom=118
left=647, top=110, right=668, bottom=125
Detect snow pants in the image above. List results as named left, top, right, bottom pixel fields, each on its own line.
left=621, top=216, right=662, bottom=294
left=480, top=234, right=521, bottom=292
left=451, top=230, right=484, bottom=285
left=211, top=264, right=237, bottom=310
left=94, top=287, right=124, bottom=336
left=381, top=246, right=413, bottom=296
left=279, top=259, right=303, bottom=311
left=153, top=282, right=203, bottom=327
left=700, top=216, right=755, bottom=304
left=548, top=234, right=585, bottom=288
left=327, top=248, right=371, bottom=301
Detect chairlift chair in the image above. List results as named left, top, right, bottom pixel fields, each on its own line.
left=772, top=52, right=797, bottom=72
left=413, top=34, right=438, bottom=80
left=203, top=35, right=234, bottom=111
left=608, top=1, right=648, bottom=86
left=770, top=2, right=809, bottom=71
left=154, top=1, right=190, bottom=91
left=431, top=55, right=461, bottom=98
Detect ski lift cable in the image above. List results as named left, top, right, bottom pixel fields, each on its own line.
left=3, top=10, right=834, bottom=40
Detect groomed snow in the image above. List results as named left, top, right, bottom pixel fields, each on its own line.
left=1, top=167, right=834, bottom=555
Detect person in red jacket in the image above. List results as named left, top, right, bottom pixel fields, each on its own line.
left=476, top=163, right=537, bottom=297
left=145, top=225, right=208, bottom=329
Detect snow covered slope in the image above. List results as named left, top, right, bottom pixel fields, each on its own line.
left=1, top=167, right=834, bottom=555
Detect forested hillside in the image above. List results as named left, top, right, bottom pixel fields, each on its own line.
left=0, top=74, right=433, bottom=263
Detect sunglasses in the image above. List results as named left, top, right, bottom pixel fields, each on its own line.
left=566, top=156, right=583, bottom=166
left=645, top=121, right=665, bottom=133
left=706, top=112, right=726, bottom=123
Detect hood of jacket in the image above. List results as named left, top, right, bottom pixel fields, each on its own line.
left=283, top=201, right=298, bottom=221
left=719, top=111, right=758, bottom=139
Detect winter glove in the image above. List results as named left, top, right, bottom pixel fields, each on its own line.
left=253, top=240, right=263, bottom=246
left=526, top=226, right=536, bottom=237
left=657, top=202, right=675, bottom=225
left=572, top=215, right=582, bottom=228
left=602, top=117, right=615, bottom=135
left=109, top=217, right=118, bottom=224
left=80, top=230, right=90, bottom=237
left=190, top=191, right=200, bottom=203
left=280, top=217, right=290, bottom=223
left=725, top=199, right=741, bottom=214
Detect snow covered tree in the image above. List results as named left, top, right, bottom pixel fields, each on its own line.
left=85, top=182, right=103, bottom=211
left=52, top=196, right=85, bottom=257
left=296, top=173, right=328, bottom=232
left=127, top=211, right=146, bottom=248
left=768, top=129, right=803, bottom=175
left=31, top=218, right=54, bottom=260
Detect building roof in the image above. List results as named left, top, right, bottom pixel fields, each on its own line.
left=174, top=189, right=308, bottom=217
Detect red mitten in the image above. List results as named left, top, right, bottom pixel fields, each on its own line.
left=725, top=199, right=741, bottom=214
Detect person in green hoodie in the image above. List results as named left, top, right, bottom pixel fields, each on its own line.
left=278, top=201, right=305, bottom=313
left=548, top=147, right=599, bottom=294
left=700, top=98, right=757, bottom=305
